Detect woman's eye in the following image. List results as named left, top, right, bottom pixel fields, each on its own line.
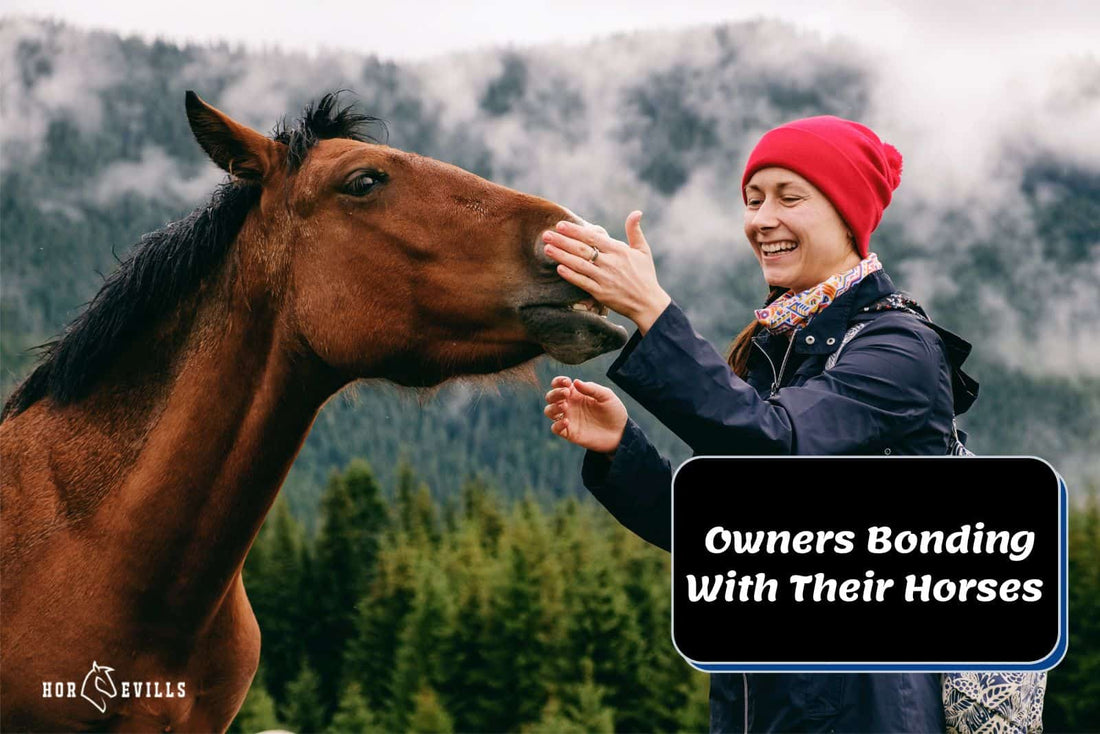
left=345, top=173, right=383, bottom=196
left=782, top=196, right=802, bottom=204
left=747, top=199, right=762, bottom=207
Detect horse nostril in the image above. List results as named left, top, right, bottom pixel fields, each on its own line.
left=535, top=236, right=553, bottom=263
left=529, top=206, right=582, bottom=270
left=533, top=229, right=562, bottom=270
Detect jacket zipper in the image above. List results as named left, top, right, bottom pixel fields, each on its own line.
left=751, top=336, right=778, bottom=389
left=754, top=327, right=800, bottom=398
left=744, top=330, right=797, bottom=731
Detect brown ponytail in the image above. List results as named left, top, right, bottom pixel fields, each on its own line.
left=727, top=286, right=787, bottom=378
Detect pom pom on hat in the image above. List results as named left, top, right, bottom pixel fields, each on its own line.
left=741, top=116, right=903, bottom=258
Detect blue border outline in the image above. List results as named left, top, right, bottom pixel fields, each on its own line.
left=670, top=457, right=1069, bottom=673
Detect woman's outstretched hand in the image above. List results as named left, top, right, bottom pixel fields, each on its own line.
left=542, top=211, right=671, bottom=334
left=544, top=376, right=629, bottom=455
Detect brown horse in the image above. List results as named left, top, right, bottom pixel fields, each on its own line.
left=0, top=91, right=626, bottom=732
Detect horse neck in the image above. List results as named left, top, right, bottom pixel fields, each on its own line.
left=87, top=234, right=341, bottom=636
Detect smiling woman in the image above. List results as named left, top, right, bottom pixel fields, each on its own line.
left=541, top=115, right=997, bottom=732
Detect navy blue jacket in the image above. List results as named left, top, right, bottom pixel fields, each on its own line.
left=581, top=270, right=967, bottom=732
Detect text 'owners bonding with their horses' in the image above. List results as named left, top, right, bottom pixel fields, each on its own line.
left=543, top=116, right=1046, bottom=732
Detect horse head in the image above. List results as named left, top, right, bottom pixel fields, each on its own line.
left=79, top=662, right=117, bottom=714
left=185, top=91, right=627, bottom=388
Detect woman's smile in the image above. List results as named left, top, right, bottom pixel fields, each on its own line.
left=759, top=239, right=800, bottom=258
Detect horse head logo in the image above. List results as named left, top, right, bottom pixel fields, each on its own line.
left=80, top=661, right=118, bottom=713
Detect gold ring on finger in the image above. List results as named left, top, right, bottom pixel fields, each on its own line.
left=588, top=245, right=600, bottom=263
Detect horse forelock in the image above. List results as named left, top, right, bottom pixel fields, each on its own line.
left=271, top=90, right=388, bottom=174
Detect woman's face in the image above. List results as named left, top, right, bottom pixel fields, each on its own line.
left=743, top=167, right=861, bottom=292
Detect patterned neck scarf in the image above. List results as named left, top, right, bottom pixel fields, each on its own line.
left=755, top=253, right=883, bottom=334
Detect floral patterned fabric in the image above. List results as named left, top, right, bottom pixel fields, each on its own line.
left=944, top=672, right=1047, bottom=733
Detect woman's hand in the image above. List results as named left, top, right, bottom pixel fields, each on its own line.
left=542, top=211, right=672, bottom=334
left=544, top=376, right=629, bottom=455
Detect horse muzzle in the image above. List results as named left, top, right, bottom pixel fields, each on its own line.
left=517, top=293, right=629, bottom=364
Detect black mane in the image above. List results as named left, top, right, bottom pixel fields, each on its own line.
left=2, top=92, right=383, bottom=421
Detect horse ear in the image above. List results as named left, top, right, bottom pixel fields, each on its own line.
left=185, top=91, right=281, bottom=181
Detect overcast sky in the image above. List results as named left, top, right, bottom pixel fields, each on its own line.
left=5, top=0, right=1098, bottom=63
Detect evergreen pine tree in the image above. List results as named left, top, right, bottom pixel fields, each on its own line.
left=1046, top=486, right=1100, bottom=730
left=342, top=535, right=419, bottom=715
left=245, top=499, right=308, bottom=701
left=395, top=458, right=440, bottom=544
left=228, top=678, right=280, bottom=734
left=280, top=662, right=326, bottom=734
left=413, top=483, right=441, bottom=545
left=344, top=459, right=387, bottom=573
left=562, top=529, right=649, bottom=731
left=460, top=474, right=505, bottom=552
left=617, top=535, right=689, bottom=731
left=513, top=494, right=569, bottom=686
left=525, top=697, right=589, bottom=734
left=326, top=681, right=385, bottom=734
left=387, top=559, right=454, bottom=731
left=395, top=457, right=418, bottom=533
left=309, top=461, right=386, bottom=713
left=408, top=686, right=454, bottom=734
left=485, top=541, right=551, bottom=730
left=557, top=658, right=616, bottom=734
left=437, top=523, right=501, bottom=732
left=678, top=669, right=713, bottom=733
left=571, top=674, right=616, bottom=732
left=440, top=493, right=460, bottom=536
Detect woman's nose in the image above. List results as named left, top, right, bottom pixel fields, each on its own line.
left=749, top=199, right=780, bottom=229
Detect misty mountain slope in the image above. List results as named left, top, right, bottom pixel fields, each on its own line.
left=1, top=18, right=1096, bottom=519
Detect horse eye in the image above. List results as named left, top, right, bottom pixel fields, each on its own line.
left=345, top=172, right=383, bottom=196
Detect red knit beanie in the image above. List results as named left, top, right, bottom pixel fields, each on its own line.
left=741, top=116, right=903, bottom=258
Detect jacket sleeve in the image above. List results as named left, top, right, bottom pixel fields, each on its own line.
left=580, top=417, right=673, bottom=552
left=607, top=300, right=946, bottom=456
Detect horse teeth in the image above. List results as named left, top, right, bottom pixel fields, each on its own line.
left=570, top=301, right=605, bottom=315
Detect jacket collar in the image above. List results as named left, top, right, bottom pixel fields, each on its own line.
left=758, top=269, right=898, bottom=356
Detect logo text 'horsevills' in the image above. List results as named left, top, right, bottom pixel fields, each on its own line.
left=41, top=661, right=187, bottom=713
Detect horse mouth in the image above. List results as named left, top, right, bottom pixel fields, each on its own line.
left=568, top=297, right=610, bottom=318
left=518, top=297, right=629, bottom=364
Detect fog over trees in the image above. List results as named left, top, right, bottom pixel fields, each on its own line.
left=2, top=16, right=1097, bottom=510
